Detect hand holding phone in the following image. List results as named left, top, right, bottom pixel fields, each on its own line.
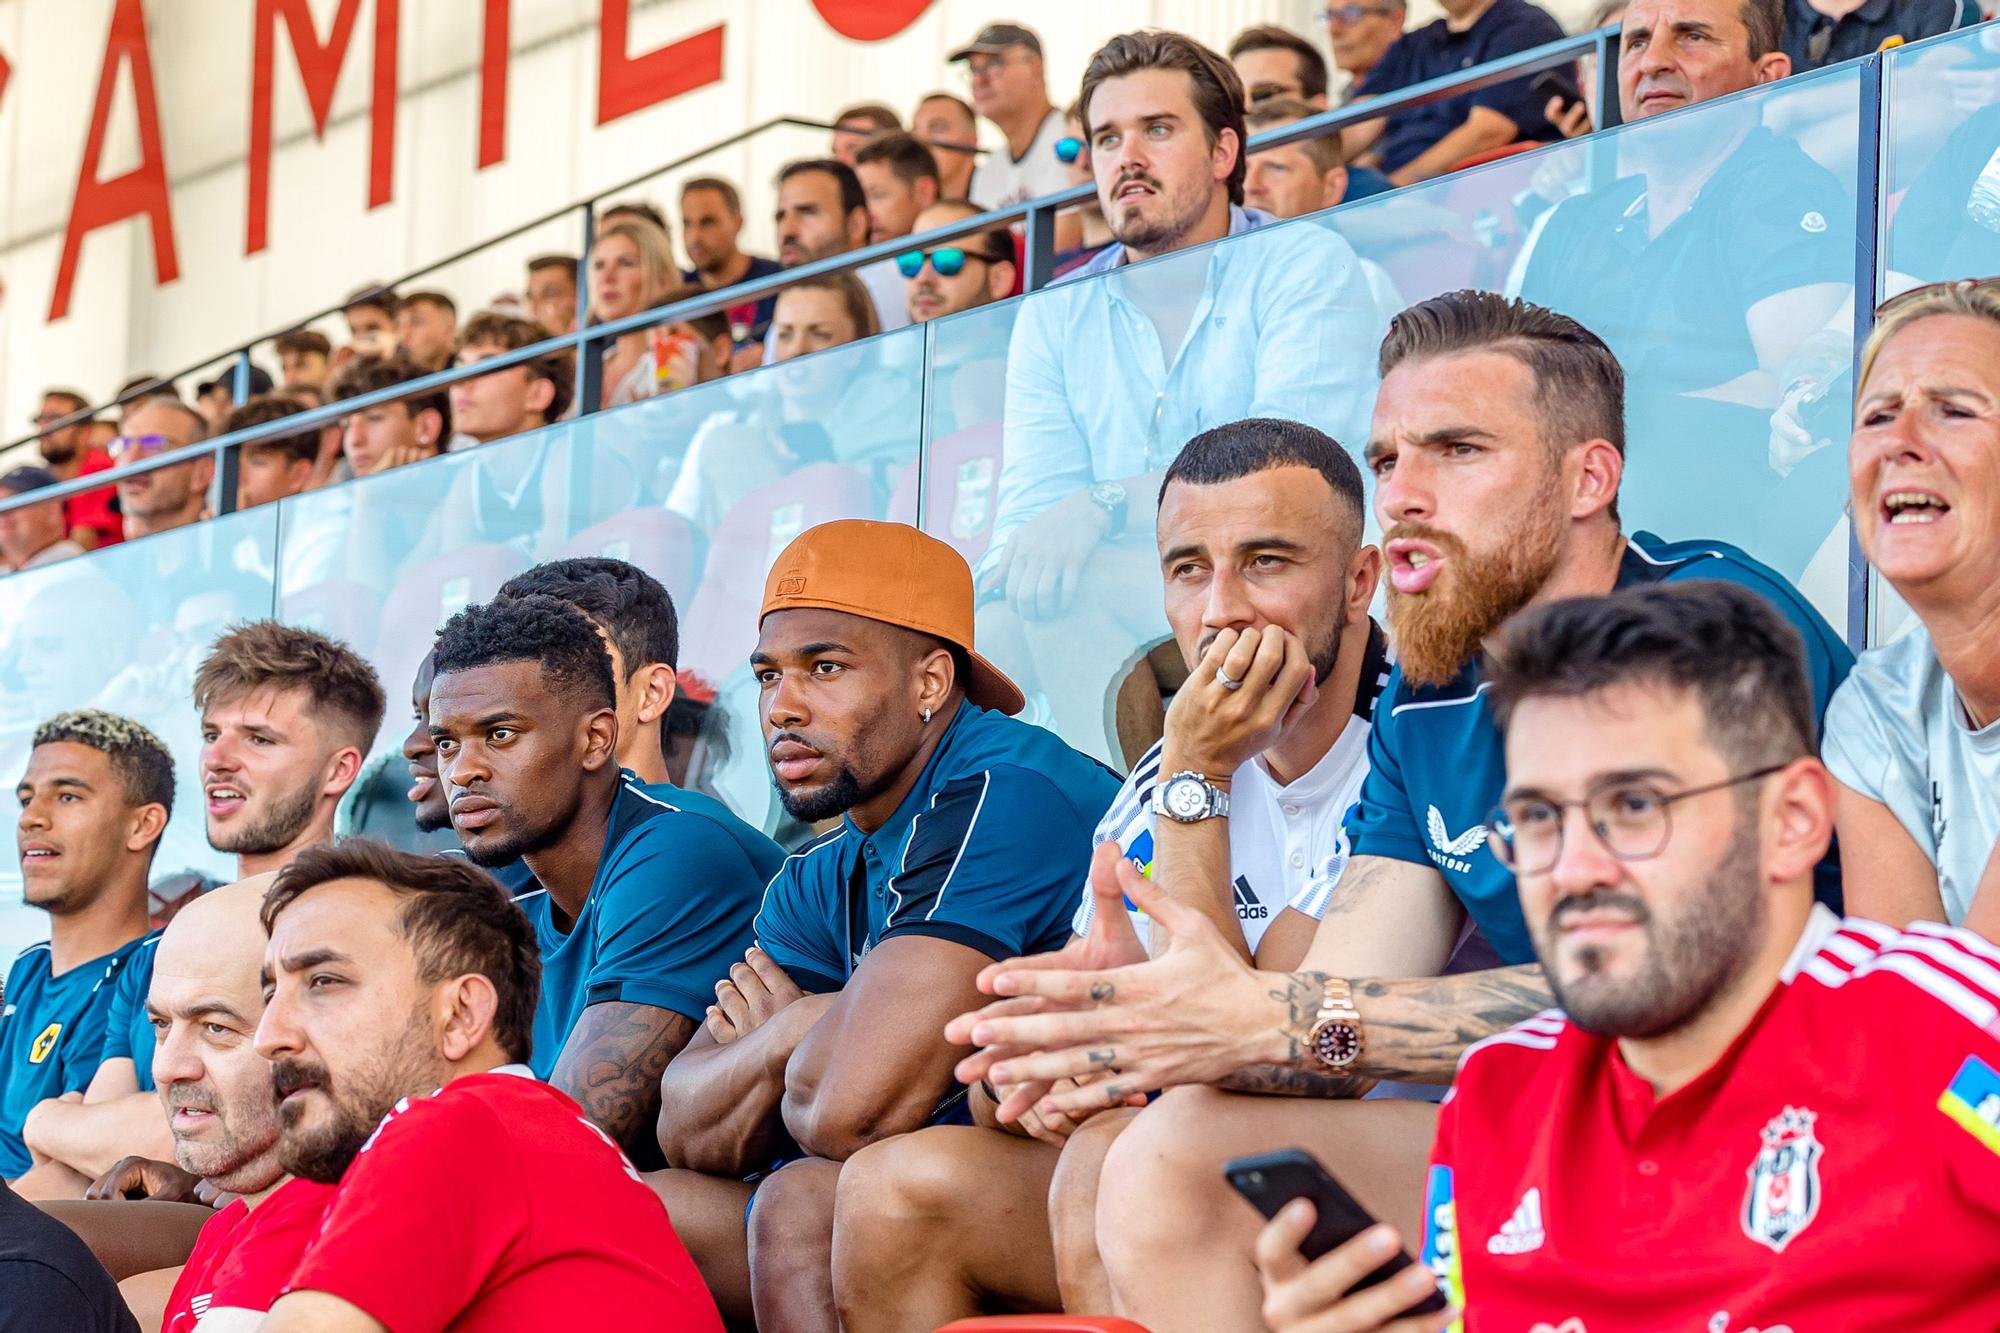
left=1227, top=1150, right=1448, bottom=1317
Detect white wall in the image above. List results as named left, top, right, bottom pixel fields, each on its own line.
left=0, top=0, right=1601, bottom=431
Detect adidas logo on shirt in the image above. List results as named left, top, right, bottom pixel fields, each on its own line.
left=1487, top=1187, right=1545, bottom=1255
left=1232, top=876, right=1268, bottom=921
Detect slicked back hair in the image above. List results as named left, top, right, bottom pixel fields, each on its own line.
left=778, top=158, right=869, bottom=223
left=193, top=622, right=387, bottom=755
left=681, top=176, right=743, bottom=216
left=1160, top=417, right=1366, bottom=545
left=1486, top=581, right=1816, bottom=774
left=1081, top=31, right=1249, bottom=207
left=432, top=594, right=616, bottom=715
left=497, top=558, right=681, bottom=676
left=261, top=839, right=541, bottom=1064
left=32, top=709, right=175, bottom=814
left=854, top=131, right=942, bottom=188
left=1380, top=290, right=1625, bottom=521
left=1740, top=0, right=1783, bottom=59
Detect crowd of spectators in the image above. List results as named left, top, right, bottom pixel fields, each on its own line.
left=0, top=6, right=1997, bottom=1332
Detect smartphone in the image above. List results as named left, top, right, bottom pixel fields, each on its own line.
left=1224, top=1149, right=1448, bottom=1315
left=1532, top=69, right=1586, bottom=118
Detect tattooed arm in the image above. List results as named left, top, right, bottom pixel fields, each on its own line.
left=550, top=1001, right=698, bottom=1164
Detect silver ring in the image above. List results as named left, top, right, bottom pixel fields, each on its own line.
left=1215, top=668, right=1243, bottom=691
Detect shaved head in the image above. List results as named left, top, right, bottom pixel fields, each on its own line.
left=149, top=872, right=286, bottom=1195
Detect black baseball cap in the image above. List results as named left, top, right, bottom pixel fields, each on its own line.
left=949, top=22, right=1043, bottom=61
left=196, top=365, right=276, bottom=398
left=0, top=466, right=58, bottom=496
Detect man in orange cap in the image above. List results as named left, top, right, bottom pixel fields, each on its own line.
left=650, top=519, right=1120, bottom=1332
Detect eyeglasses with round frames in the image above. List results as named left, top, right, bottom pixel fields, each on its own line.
left=1484, top=764, right=1789, bottom=876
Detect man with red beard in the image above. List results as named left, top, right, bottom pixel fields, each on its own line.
left=946, top=290, right=1853, bottom=1333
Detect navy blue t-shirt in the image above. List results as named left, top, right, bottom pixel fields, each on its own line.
left=97, top=932, right=160, bottom=1093
left=681, top=255, right=783, bottom=345
left=512, top=774, right=779, bottom=1077
left=1360, top=0, right=1566, bottom=174
left=756, top=701, right=1121, bottom=994
left=1348, top=533, right=1854, bottom=965
left=0, top=936, right=149, bottom=1178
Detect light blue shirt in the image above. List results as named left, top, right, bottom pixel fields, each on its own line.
left=990, top=205, right=1382, bottom=568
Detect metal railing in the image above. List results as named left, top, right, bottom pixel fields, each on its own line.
left=0, top=25, right=1622, bottom=523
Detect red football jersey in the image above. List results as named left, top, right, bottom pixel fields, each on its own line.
left=63, top=448, right=122, bottom=548
left=1424, top=908, right=2000, bottom=1331
left=163, top=1176, right=335, bottom=1330
left=282, top=1066, right=723, bottom=1332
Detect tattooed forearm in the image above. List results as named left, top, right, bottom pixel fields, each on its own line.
left=1219, top=1064, right=1372, bottom=1097
left=553, top=1002, right=698, bottom=1160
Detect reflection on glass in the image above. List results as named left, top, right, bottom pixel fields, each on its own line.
left=0, top=510, right=280, bottom=958
left=1884, top=24, right=2000, bottom=291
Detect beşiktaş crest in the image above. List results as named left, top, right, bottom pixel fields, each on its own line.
left=1741, top=1106, right=1823, bottom=1253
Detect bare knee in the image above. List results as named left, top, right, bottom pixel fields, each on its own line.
left=749, top=1158, right=841, bottom=1257
left=1096, top=1090, right=1241, bottom=1270
left=836, top=1130, right=968, bottom=1245
left=1050, top=1108, right=1137, bottom=1307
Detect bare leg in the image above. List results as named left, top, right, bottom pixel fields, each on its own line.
left=1047, top=1107, right=1140, bottom=1314
left=645, top=1168, right=756, bottom=1330
left=834, top=1126, right=1061, bottom=1333
left=120, top=1265, right=180, bottom=1332
left=748, top=1156, right=843, bottom=1333
left=33, top=1199, right=212, bottom=1280
left=10, top=1159, right=93, bottom=1201
left=1096, top=1087, right=1440, bottom=1333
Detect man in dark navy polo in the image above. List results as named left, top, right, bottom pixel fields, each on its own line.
left=1344, top=0, right=1565, bottom=186
left=1782, top=0, right=1972, bottom=71
left=1516, top=0, right=1853, bottom=576
left=1, top=713, right=169, bottom=1195
left=428, top=594, right=779, bottom=1164
left=650, top=519, right=1120, bottom=1333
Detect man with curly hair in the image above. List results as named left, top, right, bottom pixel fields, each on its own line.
left=1, top=711, right=173, bottom=1193
left=428, top=595, right=776, bottom=1163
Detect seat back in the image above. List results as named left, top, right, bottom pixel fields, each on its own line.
left=557, top=508, right=701, bottom=605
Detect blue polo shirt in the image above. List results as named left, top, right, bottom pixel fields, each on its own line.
left=512, top=774, right=780, bottom=1077
left=1781, top=0, right=1971, bottom=72
left=98, top=933, right=161, bottom=1093
left=756, top=701, right=1121, bottom=993
left=0, top=935, right=149, bottom=1178
left=1359, top=0, right=1566, bottom=175
left=1348, top=533, right=1853, bottom=965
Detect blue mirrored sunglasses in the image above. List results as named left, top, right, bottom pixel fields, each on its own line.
left=897, top=247, right=978, bottom=278
left=1054, top=136, right=1084, bottom=164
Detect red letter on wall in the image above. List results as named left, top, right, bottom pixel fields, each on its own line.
left=247, top=0, right=400, bottom=255
left=596, top=0, right=724, bottom=127
left=810, top=0, right=933, bottom=41
left=49, top=0, right=178, bottom=322
left=478, top=0, right=509, bottom=168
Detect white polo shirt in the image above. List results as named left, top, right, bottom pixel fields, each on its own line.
left=1074, top=625, right=1390, bottom=952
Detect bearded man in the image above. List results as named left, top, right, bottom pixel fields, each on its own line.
left=941, top=290, right=1852, bottom=1333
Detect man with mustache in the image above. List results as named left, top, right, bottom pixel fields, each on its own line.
left=1253, top=582, right=2000, bottom=1330
left=3, top=713, right=171, bottom=1196
left=832, top=419, right=1389, bottom=1329
left=982, top=29, right=1378, bottom=761
left=948, top=291, right=1851, bottom=1333
left=1515, top=0, right=1850, bottom=574
left=252, top=840, right=724, bottom=1330
left=427, top=594, right=775, bottom=1160
left=651, top=520, right=1118, bottom=1332
left=69, top=875, right=337, bottom=1331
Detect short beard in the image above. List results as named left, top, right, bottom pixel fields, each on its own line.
left=413, top=806, right=452, bottom=835
left=1108, top=174, right=1213, bottom=255
left=1542, top=810, right=1767, bottom=1039
left=209, top=778, right=320, bottom=856
left=169, top=1082, right=282, bottom=1195
left=1386, top=472, right=1565, bottom=687
left=272, top=1013, right=442, bottom=1184
left=461, top=801, right=571, bottom=868
left=777, top=766, right=866, bottom=824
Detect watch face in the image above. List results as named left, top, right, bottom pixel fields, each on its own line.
left=1314, top=1020, right=1362, bottom=1068
left=1162, top=776, right=1209, bottom=821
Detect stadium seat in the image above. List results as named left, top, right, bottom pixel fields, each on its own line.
left=936, top=1312, right=1160, bottom=1320
left=557, top=509, right=701, bottom=606
left=1450, top=139, right=1545, bottom=172
left=676, top=463, right=879, bottom=681
left=372, top=542, right=530, bottom=706
left=887, top=421, right=1004, bottom=564
left=276, top=578, right=383, bottom=662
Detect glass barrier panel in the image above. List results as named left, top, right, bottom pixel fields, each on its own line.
left=0, top=508, right=280, bottom=960
left=926, top=68, right=1861, bottom=768
left=273, top=320, right=927, bottom=848
left=1871, top=26, right=2000, bottom=647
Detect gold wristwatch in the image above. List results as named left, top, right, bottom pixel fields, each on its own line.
left=1306, top=977, right=1364, bottom=1071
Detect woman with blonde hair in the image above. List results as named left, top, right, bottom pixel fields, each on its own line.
left=589, top=216, right=691, bottom=406
left=1824, top=277, right=2000, bottom=937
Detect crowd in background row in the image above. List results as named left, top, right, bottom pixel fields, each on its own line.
left=2, top=0, right=1988, bottom=577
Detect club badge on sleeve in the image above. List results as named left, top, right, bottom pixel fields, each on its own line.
left=1741, top=1106, right=1822, bottom=1253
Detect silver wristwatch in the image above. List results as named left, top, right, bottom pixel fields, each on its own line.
left=1151, top=771, right=1230, bottom=824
